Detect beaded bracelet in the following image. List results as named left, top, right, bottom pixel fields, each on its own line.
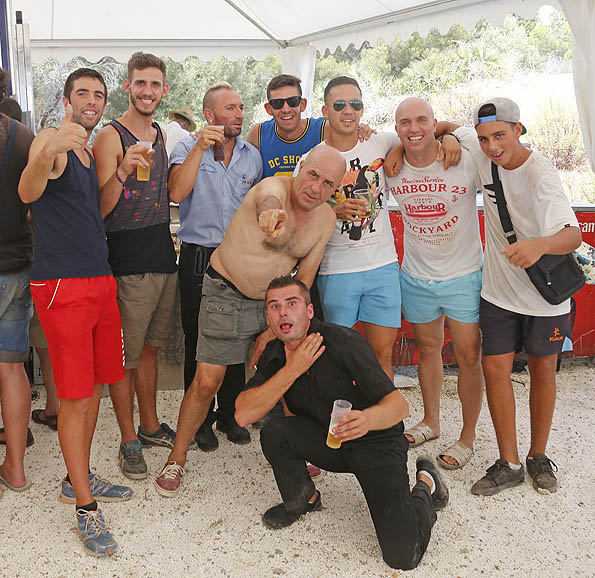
left=115, top=171, right=126, bottom=186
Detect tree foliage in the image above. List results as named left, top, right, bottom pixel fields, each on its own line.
left=32, top=54, right=280, bottom=138
left=312, top=11, right=571, bottom=108
left=32, top=10, right=573, bottom=137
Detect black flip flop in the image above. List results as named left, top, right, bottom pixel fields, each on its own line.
left=31, top=409, right=58, bottom=431
left=0, top=427, right=35, bottom=447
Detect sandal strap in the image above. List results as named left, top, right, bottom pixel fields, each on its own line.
left=440, top=441, right=473, bottom=466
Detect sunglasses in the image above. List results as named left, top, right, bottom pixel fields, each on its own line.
left=268, top=96, right=302, bottom=110
left=332, top=99, right=363, bottom=112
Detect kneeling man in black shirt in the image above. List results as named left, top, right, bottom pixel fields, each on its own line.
left=235, top=275, right=449, bottom=570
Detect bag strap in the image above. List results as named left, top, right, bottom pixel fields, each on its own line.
left=0, top=117, right=18, bottom=183
left=485, top=161, right=518, bottom=245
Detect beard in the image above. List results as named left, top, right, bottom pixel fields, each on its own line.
left=131, top=94, right=160, bottom=117
left=71, top=111, right=100, bottom=132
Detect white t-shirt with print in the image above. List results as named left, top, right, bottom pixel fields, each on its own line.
left=297, top=132, right=399, bottom=275
left=468, top=138, right=579, bottom=316
left=386, top=127, right=483, bottom=280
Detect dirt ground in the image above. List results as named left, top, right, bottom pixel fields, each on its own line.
left=1, top=359, right=594, bottom=577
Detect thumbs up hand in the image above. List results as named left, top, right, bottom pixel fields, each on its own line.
left=62, top=102, right=74, bottom=125
left=47, top=102, right=88, bottom=155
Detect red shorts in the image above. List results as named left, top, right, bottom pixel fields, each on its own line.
left=30, top=276, right=125, bottom=399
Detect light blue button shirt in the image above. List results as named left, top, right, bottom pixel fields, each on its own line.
left=170, top=135, right=263, bottom=247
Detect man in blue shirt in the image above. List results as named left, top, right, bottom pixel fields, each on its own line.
left=169, top=82, right=263, bottom=450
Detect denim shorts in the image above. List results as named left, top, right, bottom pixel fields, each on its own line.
left=400, top=269, right=482, bottom=324
left=0, top=268, right=33, bottom=362
left=317, top=262, right=401, bottom=328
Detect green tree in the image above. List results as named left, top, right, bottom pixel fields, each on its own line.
left=528, top=11, right=572, bottom=62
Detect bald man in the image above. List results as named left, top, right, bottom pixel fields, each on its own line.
left=155, top=145, right=347, bottom=496
left=386, top=97, right=484, bottom=470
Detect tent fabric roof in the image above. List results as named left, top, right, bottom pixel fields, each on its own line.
left=12, top=0, right=554, bottom=63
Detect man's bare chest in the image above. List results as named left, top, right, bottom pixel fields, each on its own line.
left=263, top=222, right=319, bottom=259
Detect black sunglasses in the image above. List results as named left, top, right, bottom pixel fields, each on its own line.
left=332, top=99, right=363, bottom=112
left=268, top=96, right=302, bottom=110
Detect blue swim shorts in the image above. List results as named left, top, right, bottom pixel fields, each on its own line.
left=400, top=269, right=482, bottom=325
left=317, top=262, right=401, bottom=328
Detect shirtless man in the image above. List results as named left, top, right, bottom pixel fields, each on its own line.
left=154, top=144, right=346, bottom=497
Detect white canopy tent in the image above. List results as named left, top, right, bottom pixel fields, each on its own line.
left=10, top=0, right=552, bottom=62
left=4, top=0, right=594, bottom=170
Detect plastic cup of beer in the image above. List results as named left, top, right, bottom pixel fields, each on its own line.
left=326, top=399, right=352, bottom=449
left=212, top=125, right=225, bottom=162
left=351, top=188, right=371, bottom=216
left=137, top=141, right=152, bottom=181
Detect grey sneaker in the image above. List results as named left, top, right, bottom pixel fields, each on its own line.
left=138, top=422, right=198, bottom=451
left=118, top=439, right=148, bottom=480
left=138, top=422, right=176, bottom=449
left=471, top=459, right=524, bottom=496
left=526, top=454, right=559, bottom=494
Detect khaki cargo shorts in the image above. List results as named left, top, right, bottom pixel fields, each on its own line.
left=197, top=272, right=267, bottom=366
left=116, top=272, right=178, bottom=369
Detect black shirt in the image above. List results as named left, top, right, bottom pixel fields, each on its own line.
left=246, top=318, right=403, bottom=443
left=30, top=150, right=112, bottom=281
left=0, top=114, right=34, bottom=273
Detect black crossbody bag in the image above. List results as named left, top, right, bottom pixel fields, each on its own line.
left=489, top=162, right=584, bottom=305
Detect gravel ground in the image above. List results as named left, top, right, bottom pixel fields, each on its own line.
left=1, top=360, right=594, bottom=578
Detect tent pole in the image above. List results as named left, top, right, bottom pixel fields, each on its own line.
left=222, top=0, right=288, bottom=49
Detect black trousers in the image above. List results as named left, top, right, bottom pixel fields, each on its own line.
left=260, top=416, right=437, bottom=570
left=178, top=242, right=245, bottom=423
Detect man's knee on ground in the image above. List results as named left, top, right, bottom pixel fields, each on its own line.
left=382, top=544, right=423, bottom=571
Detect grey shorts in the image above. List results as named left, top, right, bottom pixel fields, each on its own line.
left=197, top=272, right=267, bottom=366
left=116, top=272, right=178, bottom=369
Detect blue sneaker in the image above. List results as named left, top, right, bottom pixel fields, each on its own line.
left=76, top=507, right=117, bottom=557
left=60, top=473, right=133, bottom=504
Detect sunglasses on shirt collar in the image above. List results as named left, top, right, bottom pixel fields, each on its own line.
left=268, top=96, right=302, bottom=109
left=332, top=99, right=363, bottom=112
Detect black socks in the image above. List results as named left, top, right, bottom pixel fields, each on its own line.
left=76, top=499, right=98, bottom=512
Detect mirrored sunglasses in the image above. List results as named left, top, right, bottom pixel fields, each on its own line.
left=332, top=99, right=363, bottom=112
